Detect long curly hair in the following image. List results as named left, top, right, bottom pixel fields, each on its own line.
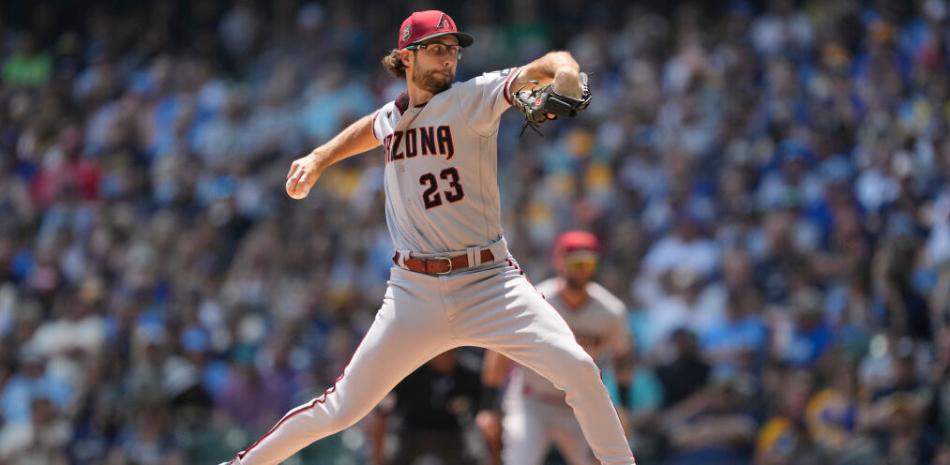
left=381, top=48, right=409, bottom=79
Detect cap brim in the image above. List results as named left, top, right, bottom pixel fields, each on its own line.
left=409, top=31, right=474, bottom=48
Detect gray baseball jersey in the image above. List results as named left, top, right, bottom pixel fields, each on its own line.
left=372, top=68, right=519, bottom=254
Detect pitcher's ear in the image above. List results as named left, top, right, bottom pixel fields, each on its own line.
left=400, top=50, right=414, bottom=67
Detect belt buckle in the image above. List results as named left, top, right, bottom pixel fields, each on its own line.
left=434, top=256, right=453, bottom=275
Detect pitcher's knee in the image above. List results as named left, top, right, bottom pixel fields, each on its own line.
left=551, top=350, right=601, bottom=390
left=303, top=391, right=367, bottom=433
left=323, top=401, right=367, bottom=432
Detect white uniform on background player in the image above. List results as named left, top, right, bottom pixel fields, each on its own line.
left=220, top=10, right=636, bottom=465
left=477, top=231, right=634, bottom=465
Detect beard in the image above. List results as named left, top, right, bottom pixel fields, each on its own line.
left=413, top=66, right=454, bottom=93
left=564, top=276, right=588, bottom=291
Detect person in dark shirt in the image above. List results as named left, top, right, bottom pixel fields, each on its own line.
left=657, top=329, right=710, bottom=408
left=366, top=350, right=482, bottom=465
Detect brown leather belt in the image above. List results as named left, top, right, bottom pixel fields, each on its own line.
left=393, top=249, right=495, bottom=275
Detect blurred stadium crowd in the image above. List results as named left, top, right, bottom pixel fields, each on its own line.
left=1, top=0, right=950, bottom=464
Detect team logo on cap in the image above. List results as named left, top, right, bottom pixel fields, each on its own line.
left=436, top=13, right=450, bottom=30
left=402, top=25, right=411, bottom=41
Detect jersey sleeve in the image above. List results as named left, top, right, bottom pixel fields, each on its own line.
left=455, top=67, right=521, bottom=136
left=370, top=109, right=381, bottom=141
left=601, top=291, right=633, bottom=357
left=372, top=102, right=395, bottom=141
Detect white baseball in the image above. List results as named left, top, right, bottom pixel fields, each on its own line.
left=286, top=180, right=310, bottom=199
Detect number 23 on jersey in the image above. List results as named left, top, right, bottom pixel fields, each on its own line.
left=419, top=167, right=464, bottom=209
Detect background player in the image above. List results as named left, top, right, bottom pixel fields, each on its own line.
left=221, top=9, right=636, bottom=465
left=477, top=231, right=634, bottom=465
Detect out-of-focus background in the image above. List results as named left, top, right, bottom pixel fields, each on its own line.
left=0, top=0, right=949, bottom=464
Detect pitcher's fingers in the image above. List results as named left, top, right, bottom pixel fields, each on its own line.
left=285, top=173, right=302, bottom=196
left=286, top=162, right=300, bottom=181
left=292, top=167, right=309, bottom=190
left=301, top=170, right=316, bottom=190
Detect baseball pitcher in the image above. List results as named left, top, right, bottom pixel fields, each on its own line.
left=220, top=10, right=635, bottom=465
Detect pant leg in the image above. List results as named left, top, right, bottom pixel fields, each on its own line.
left=232, top=271, right=454, bottom=465
left=502, top=389, right=550, bottom=465
left=391, top=430, right=423, bottom=465
left=548, top=406, right=598, bottom=465
left=449, top=261, right=636, bottom=465
left=393, top=431, right=471, bottom=465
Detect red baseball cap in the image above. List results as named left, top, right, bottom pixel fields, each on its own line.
left=554, top=231, right=601, bottom=255
left=397, top=10, right=474, bottom=50
left=553, top=231, right=600, bottom=268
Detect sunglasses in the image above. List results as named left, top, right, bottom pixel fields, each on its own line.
left=564, top=253, right=598, bottom=270
left=406, top=42, right=463, bottom=60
